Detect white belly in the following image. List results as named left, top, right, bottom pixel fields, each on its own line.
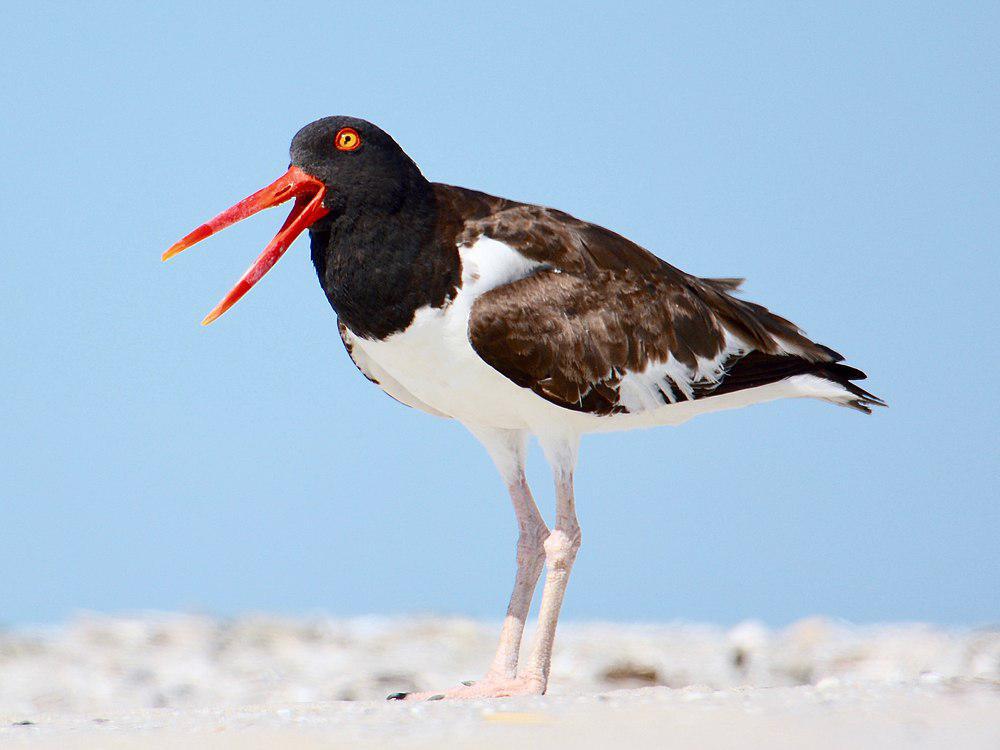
left=351, top=304, right=535, bottom=429
left=347, top=236, right=588, bottom=432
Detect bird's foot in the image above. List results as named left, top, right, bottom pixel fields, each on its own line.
left=387, top=674, right=545, bottom=701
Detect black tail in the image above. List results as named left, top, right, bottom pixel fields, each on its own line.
left=708, top=349, right=886, bottom=414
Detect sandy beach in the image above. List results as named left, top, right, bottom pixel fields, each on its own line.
left=1, top=614, right=997, bottom=748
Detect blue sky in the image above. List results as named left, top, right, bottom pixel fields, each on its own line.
left=1, top=2, right=997, bottom=626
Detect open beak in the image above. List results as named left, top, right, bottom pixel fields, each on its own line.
left=163, top=165, right=330, bottom=325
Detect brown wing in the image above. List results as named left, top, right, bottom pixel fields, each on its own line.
left=461, top=201, right=882, bottom=415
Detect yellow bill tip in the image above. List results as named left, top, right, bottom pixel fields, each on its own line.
left=163, top=225, right=213, bottom=262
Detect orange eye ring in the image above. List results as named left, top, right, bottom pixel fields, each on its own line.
left=335, top=127, right=362, bottom=152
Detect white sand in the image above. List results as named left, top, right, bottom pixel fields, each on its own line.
left=1, top=614, right=998, bottom=748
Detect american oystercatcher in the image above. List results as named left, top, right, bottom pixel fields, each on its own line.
left=165, top=116, right=883, bottom=700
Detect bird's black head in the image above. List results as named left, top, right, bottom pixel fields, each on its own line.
left=290, top=116, right=427, bottom=215
left=163, top=116, right=430, bottom=325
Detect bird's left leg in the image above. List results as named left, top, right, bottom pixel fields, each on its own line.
left=393, top=425, right=548, bottom=701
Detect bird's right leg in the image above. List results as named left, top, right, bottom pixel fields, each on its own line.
left=392, top=426, right=549, bottom=701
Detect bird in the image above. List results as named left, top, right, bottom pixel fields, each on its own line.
left=164, top=116, right=883, bottom=700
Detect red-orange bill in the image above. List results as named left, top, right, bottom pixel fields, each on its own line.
left=163, top=165, right=329, bottom=325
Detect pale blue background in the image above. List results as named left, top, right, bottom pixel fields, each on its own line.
left=1, top=2, right=997, bottom=627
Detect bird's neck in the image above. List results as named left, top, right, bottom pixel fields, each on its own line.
left=310, top=182, right=461, bottom=340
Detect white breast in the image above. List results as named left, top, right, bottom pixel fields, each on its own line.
left=348, top=237, right=564, bottom=431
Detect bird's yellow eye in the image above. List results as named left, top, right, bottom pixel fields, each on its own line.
left=335, top=127, right=362, bottom=152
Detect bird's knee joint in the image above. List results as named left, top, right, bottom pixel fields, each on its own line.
left=542, top=528, right=581, bottom=569
left=516, top=526, right=548, bottom=568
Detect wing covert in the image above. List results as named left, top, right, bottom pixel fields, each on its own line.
left=458, top=200, right=873, bottom=415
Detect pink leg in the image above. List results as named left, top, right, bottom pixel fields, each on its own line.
left=518, top=463, right=580, bottom=692
left=486, top=473, right=549, bottom=679
left=395, top=427, right=550, bottom=701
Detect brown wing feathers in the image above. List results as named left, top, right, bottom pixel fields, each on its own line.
left=456, top=191, right=882, bottom=416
